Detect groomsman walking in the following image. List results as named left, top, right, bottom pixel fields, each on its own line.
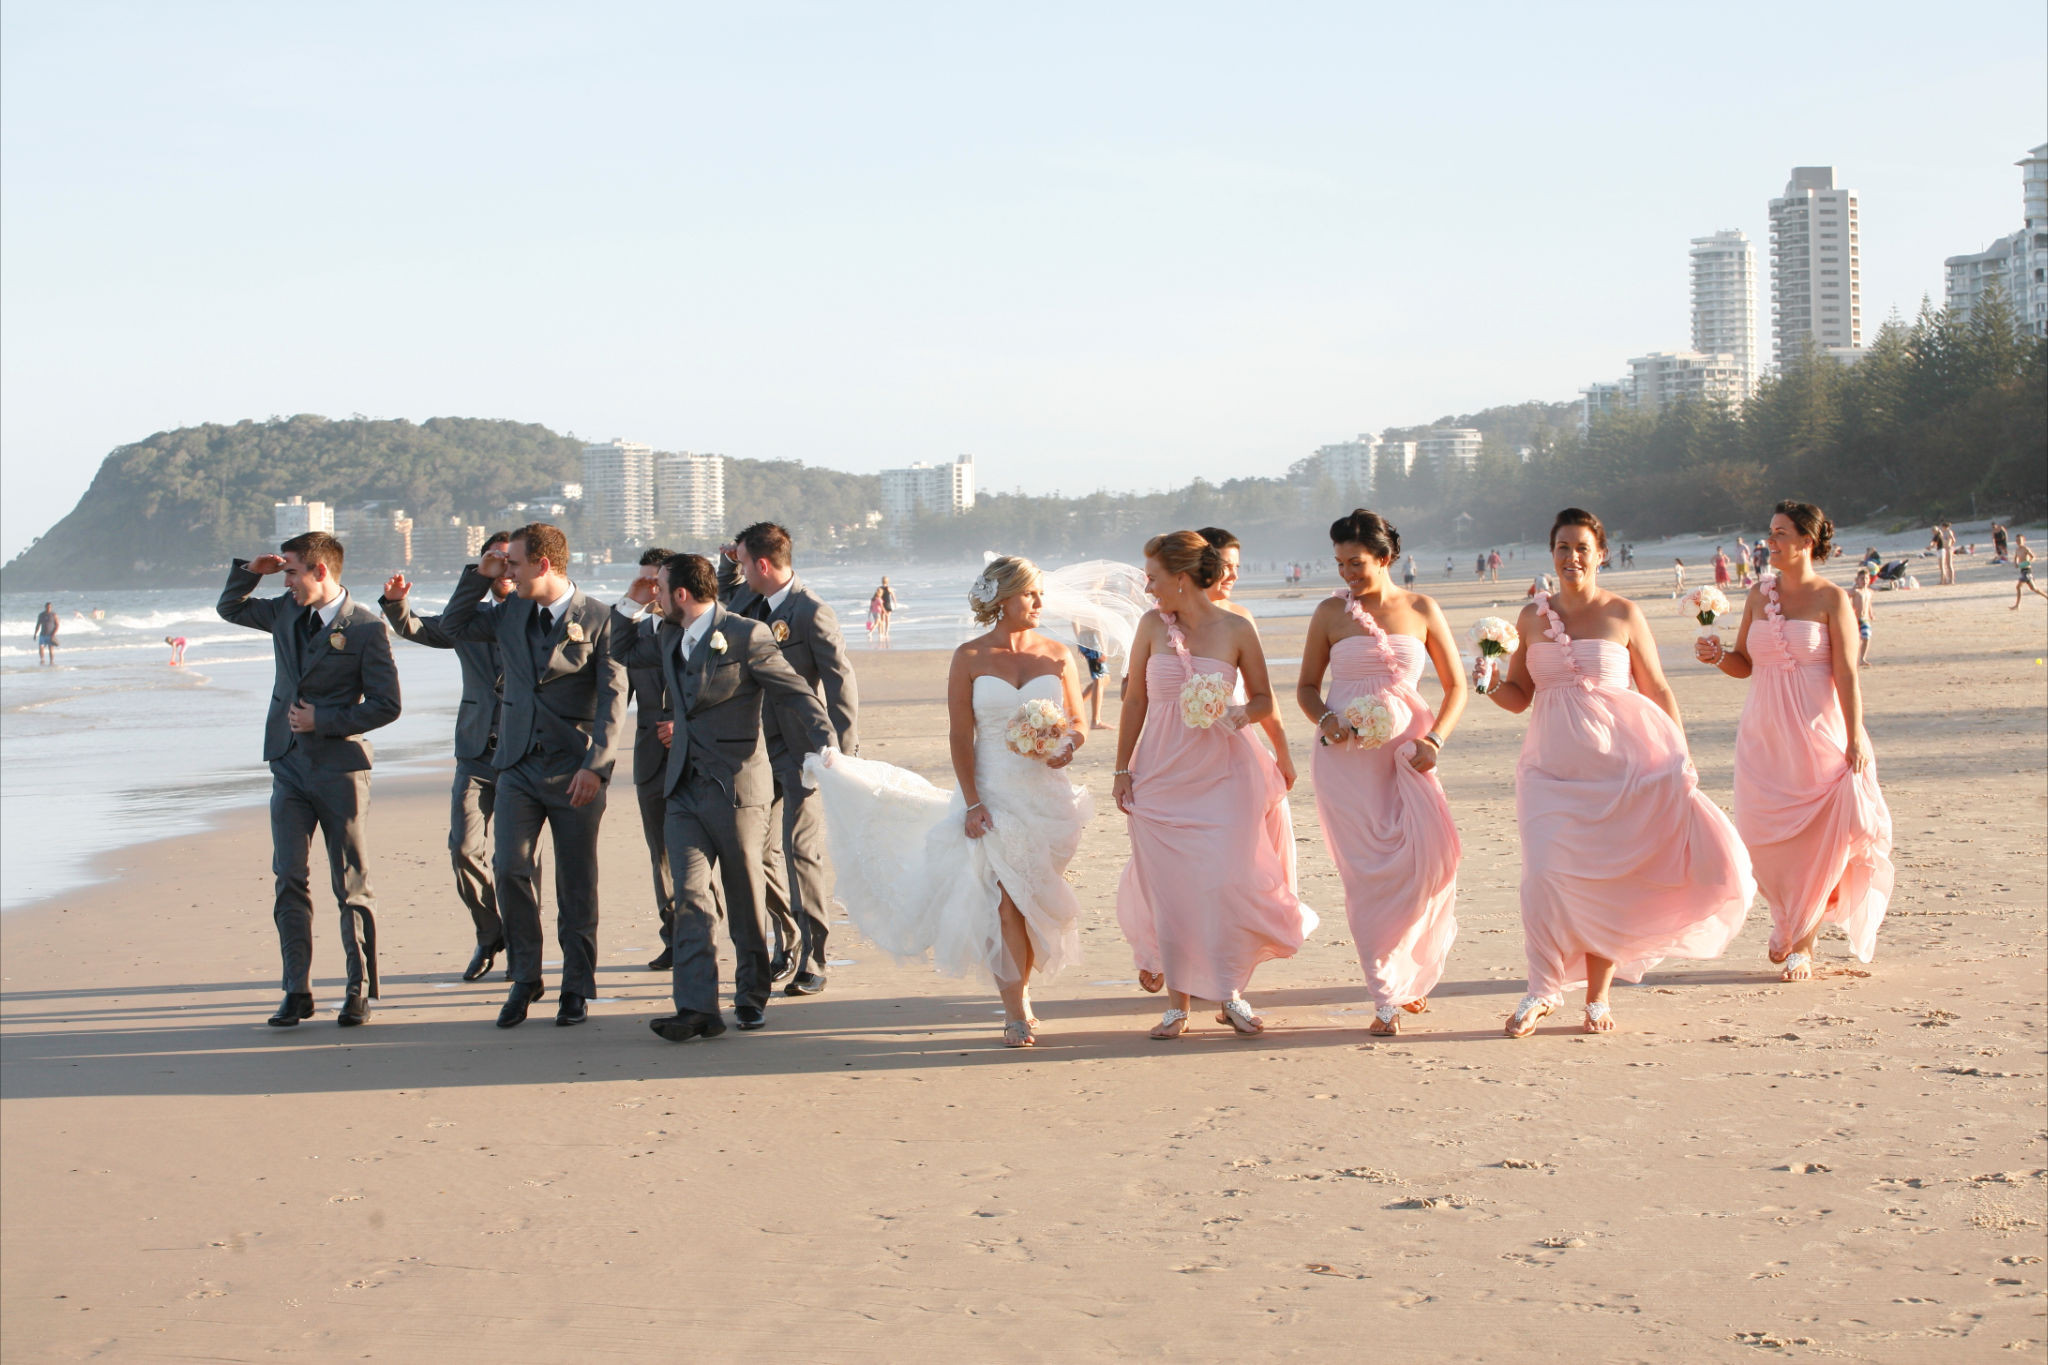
left=380, top=531, right=529, bottom=982
left=626, top=546, right=680, bottom=971
left=718, top=523, right=859, bottom=994
left=218, top=531, right=401, bottom=1027
left=441, top=523, right=627, bottom=1029
left=615, top=553, right=832, bottom=1040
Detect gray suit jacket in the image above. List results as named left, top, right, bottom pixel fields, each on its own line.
left=218, top=561, right=402, bottom=771
left=624, top=649, right=672, bottom=788
left=381, top=593, right=503, bottom=760
left=718, top=565, right=859, bottom=769
left=440, top=566, right=628, bottom=780
left=610, top=602, right=832, bottom=807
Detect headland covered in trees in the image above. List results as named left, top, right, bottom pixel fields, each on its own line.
left=5, top=300, right=2041, bottom=592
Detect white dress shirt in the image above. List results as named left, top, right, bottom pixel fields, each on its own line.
left=535, top=581, right=575, bottom=630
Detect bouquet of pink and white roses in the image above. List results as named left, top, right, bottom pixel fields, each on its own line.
left=1004, top=696, right=1072, bottom=761
left=1341, top=695, right=1403, bottom=748
left=1179, top=671, right=1233, bottom=730
left=1467, top=616, right=1520, bottom=695
left=1681, top=586, right=1730, bottom=643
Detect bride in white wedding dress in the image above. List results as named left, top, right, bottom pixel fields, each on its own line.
left=805, top=555, right=1138, bottom=1047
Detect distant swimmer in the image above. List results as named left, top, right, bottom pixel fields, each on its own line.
left=165, top=635, right=188, bottom=666
left=34, top=603, right=59, bottom=664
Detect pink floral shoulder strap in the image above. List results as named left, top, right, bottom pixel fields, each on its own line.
left=1532, top=591, right=1587, bottom=686
left=1760, top=573, right=1783, bottom=622
left=1158, top=610, right=1194, bottom=673
left=1334, top=589, right=1402, bottom=675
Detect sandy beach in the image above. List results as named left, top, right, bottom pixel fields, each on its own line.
left=2, top=554, right=2043, bottom=1362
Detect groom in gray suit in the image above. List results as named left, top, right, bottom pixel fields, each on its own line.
left=218, top=531, right=402, bottom=1027
left=441, top=522, right=627, bottom=1029
left=614, top=553, right=833, bottom=1041
left=718, top=522, right=859, bottom=994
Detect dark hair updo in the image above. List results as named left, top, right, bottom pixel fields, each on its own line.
left=1144, top=530, right=1224, bottom=588
left=1773, top=499, right=1835, bottom=562
left=1549, top=507, right=1607, bottom=552
left=1328, top=508, right=1401, bottom=560
left=1196, top=526, right=1241, bottom=552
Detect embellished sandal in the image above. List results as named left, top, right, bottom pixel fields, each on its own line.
left=1148, top=1008, right=1189, bottom=1040
left=1369, top=1003, right=1401, bottom=1035
left=1780, top=952, right=1813, bottom=983
left=1001, top=1019, right=1036, bottom=1048
left=1583, top=1000, right=1615, bottom=1033
left=1216, top=997, right=1265, bottom=1036
left=1138, top=970, right=1165, bottom=994
left=1504, top=994, right=1557, bottom=1038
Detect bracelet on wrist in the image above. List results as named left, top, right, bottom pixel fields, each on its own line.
left=1113, top=768, right=1134, bottom=778
left=965, top=801, right=984, bottom=813
left=1422, top=730, right=1445, bottom=749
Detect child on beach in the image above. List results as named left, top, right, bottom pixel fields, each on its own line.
left=1849, top=572, right=1873, bottom=666
left=1673, top=559, right=1686, bottom=596
left=165, top=635, right=188, bottom=666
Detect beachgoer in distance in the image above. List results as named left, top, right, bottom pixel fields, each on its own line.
left=1673, top=559, right=1686, bottom=595
left=1074, top=623, right=1111, bottom=730
left=2013, top=536, right=2044, bottom=609
left=874, top=576, right=896, bottom=646
left=34, top=603, right=59, bottom=664
left=165, top=635, right=187, bottom=666
left=1849, top=570, right=1874, bottom=666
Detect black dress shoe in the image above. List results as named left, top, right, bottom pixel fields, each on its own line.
left=783, top=972, right=827, bottom=997
left=267, top=992, right=315, bottom=1027
left=649, top=1011, right=727, bottom=1042
left=555, top=991, right=588, bottom=1026
left=463, top=939, right=505, bottom=982
left=646, top=947, right=674, bottom=971
left=337, top=991, right=372, bottom=1027
left=497, top=981, right=545, bottom=1029
left=735, top=1005, right=767, bottom=1031
left=769, top=951, right=796, bottom=984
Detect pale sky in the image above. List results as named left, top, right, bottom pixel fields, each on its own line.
left=3, top=1, right=2043, bottom=558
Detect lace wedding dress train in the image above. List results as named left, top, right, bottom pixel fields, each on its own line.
left=803, top=674, right=1094, bottom=983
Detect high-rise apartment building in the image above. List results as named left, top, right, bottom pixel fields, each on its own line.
left=655, top=452, right=726, bottom=541
left=1769, top=167, right=1861, bottom=367
left=273, top=495, right=334, bottom=540
left=1578, top=381, right=1628, bottom=430
left=880, top=454, right=976, bottom=543
left=2012, top=143, right=2047, bottom=338
left=581, top=439, right=656, bottom=545
left=1417, top=428, right=1482, bottom=473
left=1310, top=436, right=1380, bottom=496
left=333, top=502, right=413, bottom=568
left=1945, top=233, right=2022, bottom=326
left=1690, top=230, right=1758, bottom=396
left=412, top=516, right=490, bottom=569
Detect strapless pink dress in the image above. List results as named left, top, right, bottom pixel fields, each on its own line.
left=1517, top=596, right=1753, bottom=998
left=1310, top=605, right=1459, bottom=1009
left=1117, top=618, right=1314, bottom=1001
left=1734, top=579, right=1893, bottom=961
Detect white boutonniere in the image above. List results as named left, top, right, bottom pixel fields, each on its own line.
left=564, top=620, right=585, bottom=644
left=328, top=630, right=348, bottom=651
left=709, top=630, right=728, bottom=655
left=771, top=620, right=790, bottom=644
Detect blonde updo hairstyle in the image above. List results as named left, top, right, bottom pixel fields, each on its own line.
left=1143, top=530, right=1225, bottom=589
left=968, top=555, right=1043, bottom=626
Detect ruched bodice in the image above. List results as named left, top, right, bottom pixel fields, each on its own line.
left=972, top=673, right=1064, bottom=764
left=1748, top=617, right=1832, bottom=671
left=1528, top=638, right=1633, bottom=692
left=1328, top=632, right=1426, bottom=689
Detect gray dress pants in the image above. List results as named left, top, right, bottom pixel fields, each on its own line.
left=762, top=766, right=832, bottom=974
left=636, top=775, right=677, bottom=947
left=450, top=753, right=508, bottom=946
left=492, top=750, right=607, bottom=999
left=268, top=747, right=376, bottom=996
left=664, top=772, right=772, bottom=1015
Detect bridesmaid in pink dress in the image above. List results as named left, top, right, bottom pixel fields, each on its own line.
left=1483, top=508, right=1754, bottom=1036
left=1296, top=510, right=1467, bottom=1035
left=1696, top=501, right=1893, bottom=981
left=1114, top=530, right=1314, bottom=1038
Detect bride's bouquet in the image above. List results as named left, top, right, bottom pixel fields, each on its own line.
left=1467, top=616, right=1520, bottom=695
left=1681, top=586, right=1730, bottom=644
left=1180, top=671, right=1233, bottom=730
left=1004, top=696, right=1072, bottom=761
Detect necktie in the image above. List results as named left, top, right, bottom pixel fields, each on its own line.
left=300, top=609, right=320, bottom=645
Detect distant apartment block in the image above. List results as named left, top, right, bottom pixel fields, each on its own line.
left=1578, top=381, right=1629, bottom=430
left=881, top=454, right=976, bottom=542
left=1626, top=351, right=1749, bottom=415
left=1956, top=143, right=2048, bottom=338
left=1311, top=436, right=1380, bottom=496
left=1417, top=428, right=1482, bottom=473
left=333, top=502, right=413, bottom=568
left=412, top=515, right=490, bottom=569
left=1769, top=167, right=1861, bottom=367
left=655, top=452, right=726, bottom=540
left=1377, top=440, right=1417, bottom=479
left=1946, top=233, right=2022, bottom=326
left=1691, top=230, right=1758, bottom=396
left=581, top=439, right=656, bottom=544
left=273, top=495, right=334, bottom=540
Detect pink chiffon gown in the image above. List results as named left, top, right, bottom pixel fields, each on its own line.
left=1733, top=577, right=1893, bottom=961
left=1311, top=598, right=1460, bottom=1009
left=1517, top=594, right=1754, bottom=999
left=1117, top=613, right=1315, bottom=1001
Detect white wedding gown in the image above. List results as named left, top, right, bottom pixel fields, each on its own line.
left=802, top=674, right=1094, bottom=983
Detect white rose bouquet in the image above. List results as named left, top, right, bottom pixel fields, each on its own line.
left=1179, top=671, right=1233, bottom=730
left=1467, top=615, right=1520, bottom=695
left=1004, top=696, right=1072, bottom=761
left=1341, top=695, right=1401, bottom=749
left=1682, top=586, right=1730, bottom=643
